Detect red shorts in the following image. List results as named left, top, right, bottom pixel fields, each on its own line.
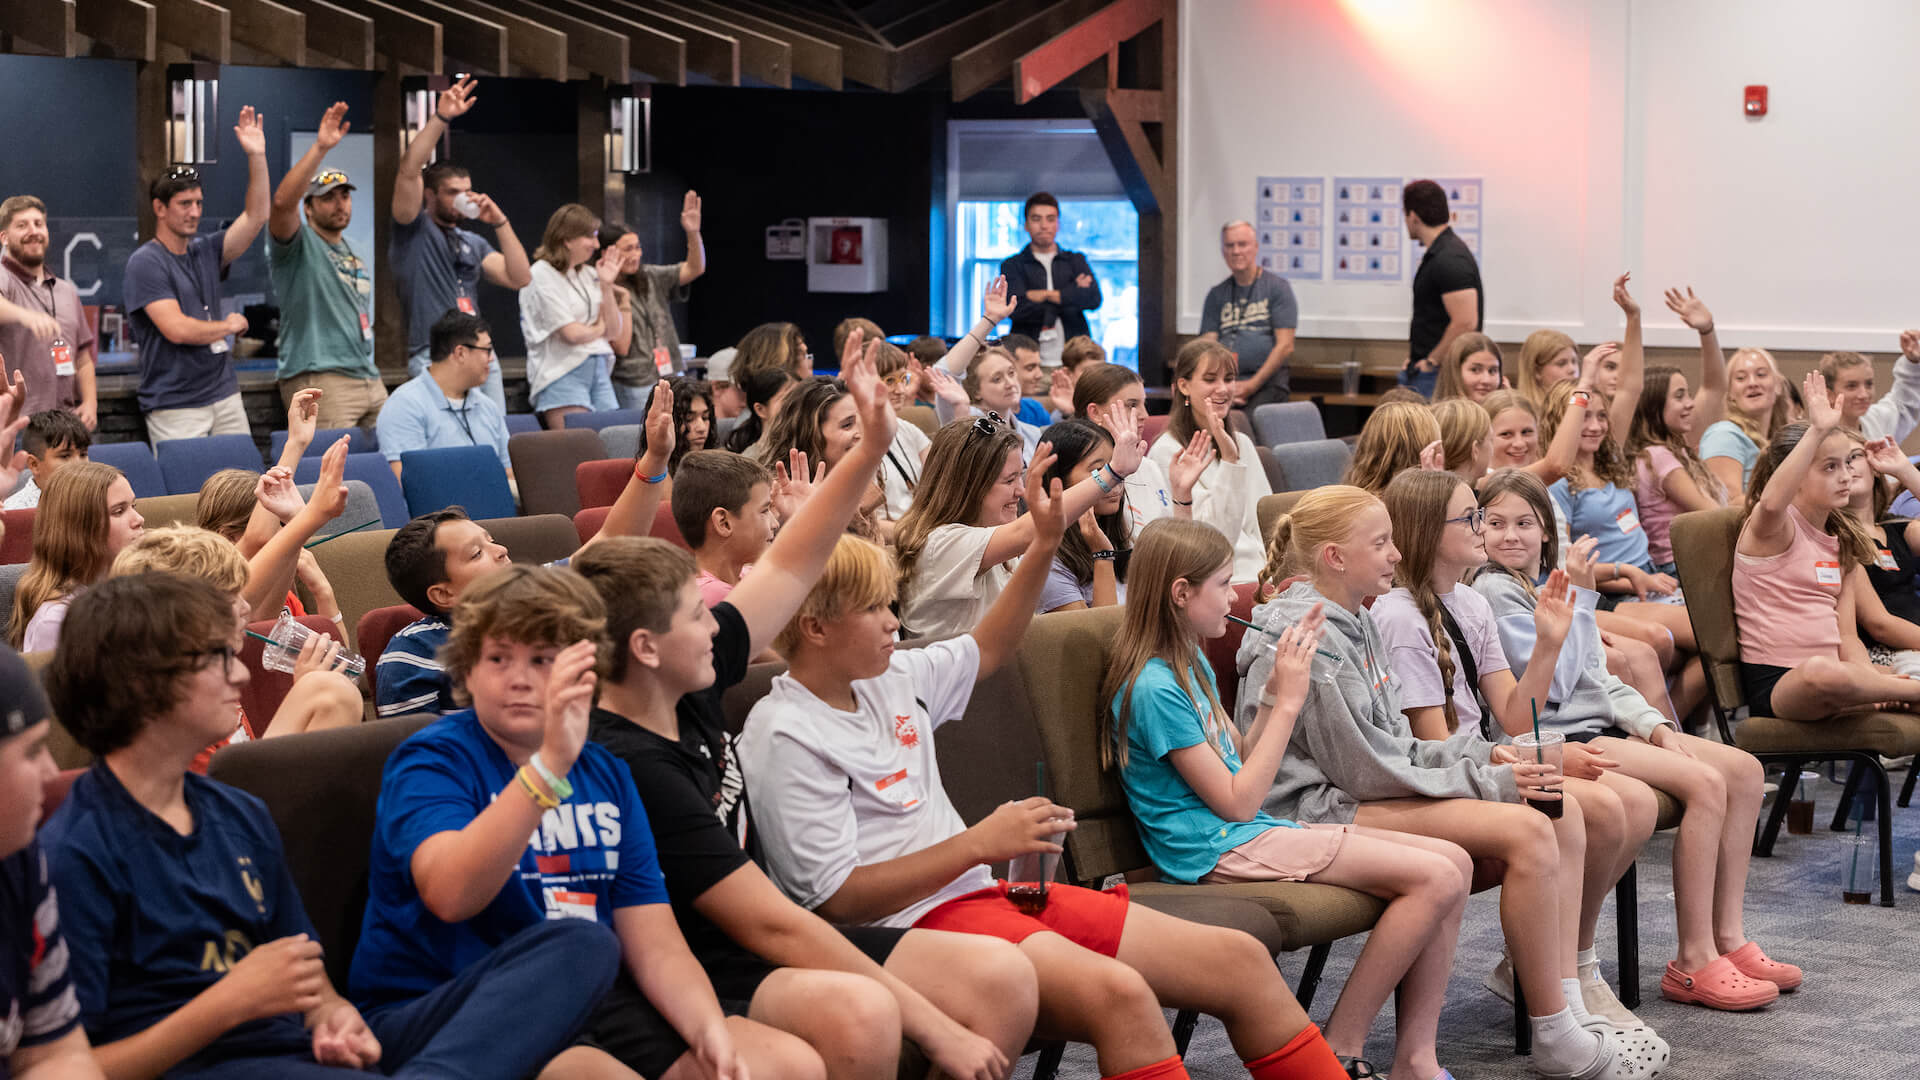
left=913, top=881, right=1131, bottom=957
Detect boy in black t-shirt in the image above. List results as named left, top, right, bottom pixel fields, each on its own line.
left=0, top=645, right=100, bottom=1078
left=574, top=333, right=1037, bottom=1080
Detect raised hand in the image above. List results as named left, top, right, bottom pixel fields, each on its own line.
left=1578, top=343, right=1616, bottom=389
left=1902, top=329, right=1920, bottom=362
left=0, top=368, right=27, bottom=431
left=1805, top=369, right=1841, bottom=430
left=770, top=450, right=816, bottom=522
left=926, top=365, right=971, bottom=410
left=1076, top=508, right=1112, bottom=550
left=1047, top=367, right=1076, bottom=417
left=1103, top=402, right=1144, bottom=478
left=1419, top=439, right=1446, bottom=472
left=286, top=387, right=321, bottom=449
left=1168, top=430, right=1214, bottom=499
left=255, top=466, right=305, bottom=523
left=1533, top=569, right=1573, bottom=646
left=315, top=102, right=351, bottom=150
left=1024, top=444, right=1067, bottom=548
left=540, top=640, right=599, bottom=775
left=981, top=275, right=1016, bottom=324
left=309, top=436, right=351, bottom=521
left=435, top=77, right=480, bottom=122
left=596, top=248, right=623, bottom=285
left=680, top=190, right=703, bottom=233
left=1563, top=535, right=1600, bottom=591
left=1663, top=285, right=1713, bottom=333
left=1611, top=272, right=1638, bottom=318
left=840, top=331, right=897, bottom=449
left=1864, top=436, right=1913, bottom=477
left=233, top=106, right=266, bottom=156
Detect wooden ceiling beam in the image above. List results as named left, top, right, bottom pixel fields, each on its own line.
left=462, top=0, right=567, bottom=80
left=716, top=0, right=886, bottom=87
left=1012, top=0, right=1159, bottom=104
left=150, top=0, right=228, bottom=62
left=480, top=0, right=626, bottom=81
left=270, top=0, right=372, bottom=68
left=887, top=0, right=1027, bottom=92
left=591, top=0, right=737, bottom=85
left=950, top=0, right=1106, bottom=102
left=404, top=0, right=507, bottom=75
left=221, top=0, right=305, bottom=65
left=646, top=0, right=836, bottom=88
left=1, top=0, right=81, bottom=57
left=313, top=0, right=439, bottom=72
left=534, top=0, right=685, bottom=84
left=628, top=0, right=789, bottom=87
left=74, top=0, right=156, bottom=61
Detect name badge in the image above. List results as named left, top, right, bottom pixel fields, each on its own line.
left=1814, top=560, right=1843, bottom=587
left=653, top=346, right=673, bottom=375
left=359, top=311, right=374, bottom=342
left=456, top=296, right=477, bottom=315
left=1878, top=548, right=1899, bottom=572
left=1615, top=508, right=1640, bottom=534
left=50, top=339, right=73, bottom=377
left=874, top=768, right=920, bottom=809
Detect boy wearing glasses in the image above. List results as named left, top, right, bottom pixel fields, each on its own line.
left=269, top=102, right=386, bottom=431
left=124, top=109, right=271, bottom=445
left=376, top=312, right=513, bottom=483
left=40, top=572, right=616, bottom=1078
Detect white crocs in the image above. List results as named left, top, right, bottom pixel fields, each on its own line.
left=1583, top=1022, right=1668, bottom=1078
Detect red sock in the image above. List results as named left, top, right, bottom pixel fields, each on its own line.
left=1244, top=1023, right=1347, bottom=1080
left=1103, top=1054, right=1189, bottom=1080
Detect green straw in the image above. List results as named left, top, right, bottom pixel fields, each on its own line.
left=244, top=629, right=276, bottom=646
left=304, top=517, right=382, bottom=548
left=1036, top=760, right=1046, bottom=799
left=1530, top=698, right=1543, bottom=763
left=1226, top=613, right=1344, bottom=666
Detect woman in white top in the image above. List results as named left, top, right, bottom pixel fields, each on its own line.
left=519, top=203, right=630, bottom=429
left=1071, top=362, right=1212, bottom=539
left=929, top=277, right=1045, bottom=456
left=893, top=408, right=1143, bottom=639
left=1147, top=340, right=1271, bottom=583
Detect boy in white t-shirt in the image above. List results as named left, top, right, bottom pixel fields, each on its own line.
left=741, top=468, right=1348, bottom=1080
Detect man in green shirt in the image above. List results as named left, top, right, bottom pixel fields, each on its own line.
left=269, top=101, right=387, bottom=429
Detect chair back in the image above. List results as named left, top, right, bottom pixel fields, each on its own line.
left=308, top=526, right=402, bottom=649
left=899, top=405, right=939, bottom=437
left=238, top=614, right=346, bottom=737
left=155, top=434, right=264, bottom=494
left=134, top=491, right=201, bottom=530
left=89, top=441, right=167, bottom=498
left=576, top=459, right=631, bottom=510
left=573, top=506, right=610, bottom=545
left=504, top=414, right=541, bottom=436
left=1012, top=607, right=1153, bottom=885
left=1268, top=439, right=1352, bottom=491
left=479, top=514, right=580, bottom=566
left=509, top=430, right=607, bottom=519
left=297, top=454, right=409, bottom=529
left=650, top=502, right=689, bottom=549
left=399, top=447, right=516, bottom=520
left=210, top=714, right=438, bottom=988
left=1668, top=508, right=1747, bottom=715
left=598, top=424, right=641, bottom=460
left=1254, top=446, right=1285, bottom=493
left=1227, top=409, right=1255, bottom=442
left=296, top=480, right=381, bottom=540
left=41, top=768, right=84, bottom=818
left=0, top=563, right=26, bottom=641
left=1256, top=492, right=1306, bottom=546
left=1141, top=414, right=1170, bottom=447
left=271, top=427, right=378, bottom=460
left=0, top=509, right=33, bottom=565
left=357, top=604, right=426, bottom=699
left=1201, top=584, right=1259, bottom=719
left=1251, top=402, right=1326, bottom=446
left=563, top=409, right=645, bottom=433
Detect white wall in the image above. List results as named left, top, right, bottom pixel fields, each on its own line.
left=1178, top=0, right=1920, bottom=352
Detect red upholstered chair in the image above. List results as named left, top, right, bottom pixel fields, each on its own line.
left=650, top=503, right=688, bottom=549
left=0, top=508, right=34, bottom=565
left=238, top=614, right=349, bottom=738
left=1141, top=414, right=1170, bottom=448
left=356, top=604, right=426, bottom=701
left=572, top=503, right=688, bottom=550
left=575, top=459, right=632, bottom=510
left=1201, top=583, right=1259, bottom=719
left=574, top=506, right=610, bottom=546
left=41, top=767, right=84, bottom=817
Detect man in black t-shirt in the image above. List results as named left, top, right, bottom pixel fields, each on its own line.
left=1402, top=179, right=1483, bottom=398
left=576, top=333, right=1036, bottom=1080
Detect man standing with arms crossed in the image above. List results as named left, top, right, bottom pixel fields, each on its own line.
left=0, top=196, right=99, bottom=428
left=123, top=108, right=270, bottom=444
left=1401, top=179, right=1481, bottom=398
left=390, top=77, right=532, bottom=412
left=1200, top=220, right=1298, bottom=408
left=999, top=192, right=1101, bottom=368
left=269, top=102, right=385, bottom=430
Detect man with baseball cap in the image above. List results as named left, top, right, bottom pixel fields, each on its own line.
left=269, top=102, right=385, bottom=430
left=0, top=644, right=101, bottom=1077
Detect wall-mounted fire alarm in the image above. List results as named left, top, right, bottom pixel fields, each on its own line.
left=1744, top=85, right=1768, bottom=118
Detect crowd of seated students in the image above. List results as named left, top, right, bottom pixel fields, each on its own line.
left=16, top=251, right=1920, bottom=1080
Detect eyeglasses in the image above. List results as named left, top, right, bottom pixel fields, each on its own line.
left=461, top=340, right=496, bottom=357
left=970, top=412, right=1007, bottom=438
left=164, top=164, right=201, bottom=183
left=315, top=170, right=349, bottom=186
left=880, top=372, right=912, bottom=388
left=189, top=645, right=239, bottom=680
left=1444, top=507, right=1487, bottom=533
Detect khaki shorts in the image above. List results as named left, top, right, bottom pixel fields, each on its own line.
left=1204, top=822, right=1348, bottom=883
left=280, top=370, right=389, bottom=429
left=145, top=392, right=249, bottom=445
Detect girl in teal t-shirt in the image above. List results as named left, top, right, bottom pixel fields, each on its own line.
left=1101, top=518, right=1473, bottom=1080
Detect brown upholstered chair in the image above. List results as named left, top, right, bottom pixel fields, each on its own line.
left=307, top=526, right=402, bottom=651
left=1256, top=491, right=1306, bottom=544
left=1671, top=507, right=1920, bottom=906
left=478, top=514, right=581, bottom=567
left=133, top=492, right=201, bottom=530
left=898, top=405, right=939, bottom=438
left=509, top=430, right=607, bottom=519
left=210, top=714, right=438, bottom=987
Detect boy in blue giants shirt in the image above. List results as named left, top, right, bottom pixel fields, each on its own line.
left=41, top=571, right=616, bottom=1079
left=354, top=564, right=820, bottom=1080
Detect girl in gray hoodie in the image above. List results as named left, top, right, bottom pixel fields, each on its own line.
left=1239, top=485, right=1658, bottom=1080
left=1473, top=468, right=1790, bottom=1012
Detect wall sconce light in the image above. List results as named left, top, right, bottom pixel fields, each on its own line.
left=402, top=75, right=456, bottom=162
left=608, top=86, right=651, bottom=174
left=167, top=62, right=220, bottom=165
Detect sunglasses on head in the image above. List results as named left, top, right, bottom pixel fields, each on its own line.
left=164, top=164, right=200, bottom=183
left=315, top=170, right=349, bottom=186
left=969, top=412, right=1007, bottom=438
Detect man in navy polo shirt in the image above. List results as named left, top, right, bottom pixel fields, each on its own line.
left=124, top=108, right=272, bottom=446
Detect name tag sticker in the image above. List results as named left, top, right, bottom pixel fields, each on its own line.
left=1878, top=549, right=1898, bottom=572
left=874, top=768, right=920, bottom=809
left=456, top=296, right=477, bottom=315
left=1814, top=560, right=1843, bottom=587
left=209, top=338, right=229, bottom=355
left=50, top=339, right=73, bottom=377
left=653, top=346, right=673, bottom=375
left=1615, top=508, right=1640, bottom=534
left=360, top=312, right=374, bottom=341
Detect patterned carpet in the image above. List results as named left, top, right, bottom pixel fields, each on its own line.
left=1016, top=767, right=1920, bottom=1080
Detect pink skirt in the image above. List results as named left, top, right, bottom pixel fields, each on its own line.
left=1203, top=823, right=1349, bottom=883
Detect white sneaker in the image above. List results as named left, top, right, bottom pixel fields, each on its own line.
left=1880, top=754, right=1913, bottom=771
left=1909, top=850, right=1920, bottom=892
left=1579, top=963, right=1646, bottom=1028
left=1485, top=951, right=1515, bottom=1003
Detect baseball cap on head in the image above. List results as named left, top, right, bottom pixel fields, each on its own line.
left=705, top=347, right=737, bottom=384
left=307, top=170, right=356, bottom=200
left=0, top=645, right=50, bottom=741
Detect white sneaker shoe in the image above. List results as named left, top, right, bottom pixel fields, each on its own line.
left=1579, top=962, right=1646, bottom=1028
left=1908, top=850, right=1920, bottom=892
left=1485, top=950, right=1516, bottom=1003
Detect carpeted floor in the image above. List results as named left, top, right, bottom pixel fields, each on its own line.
left=1016, top=767, right=1920, bottom=1080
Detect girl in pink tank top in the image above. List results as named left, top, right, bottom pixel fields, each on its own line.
left=1732, top=372, right=1920, bottom=719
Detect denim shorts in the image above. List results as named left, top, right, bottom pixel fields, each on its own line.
left=532, top=353, right=617, bottom=413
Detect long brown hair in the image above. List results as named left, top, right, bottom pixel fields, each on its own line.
left=1434, top=332, right=1502, bottom=402
left=1100, top=518, right=1235, bottom=770
left=1514, top=329, right=1575, bottom=410
left=195, top=468, right=260, bottom=542
left=1470, top=468, right=1559, bottom=591
left=756, top=378, right=881, bottom=541
left=893, top=419, right=1023, bottom=597
left=11, top=461, right=126, bottom=648
left=1382, top=469, right=1470, bottom=733
left=1432, top=397, right=1489, bottom=473
left=1071, top=363, right=1142, bottom=418
left=1743, top=422, right=1878, bottom=571
left=1257, top=484, right=1382, bottom=598
left=532, top=203, right=599, bottom=271
left=1342, top=402, right=1440, bottom=495
left=1626, top=366, right=1724, bottom=505
left=1041, top=419, right=1129, bottom=587
left=734, top=322, right=810, bottom=382
left=1540, top=380, right=1632, bottom=492
left=1168, top=339, right=1237, bottom=448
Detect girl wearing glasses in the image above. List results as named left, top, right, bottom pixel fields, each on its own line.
left=1470, top=468, right=1785, bottom=1012
left=1241, top=486, right=1658, bottom=1080
left=1373, top=470, right=1667, bottom=1050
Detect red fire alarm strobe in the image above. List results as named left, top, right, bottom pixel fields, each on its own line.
left=1744, top=85, right=1767, bottom=118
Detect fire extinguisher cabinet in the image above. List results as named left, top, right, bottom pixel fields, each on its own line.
left=806, top=217, right=887, bottom=293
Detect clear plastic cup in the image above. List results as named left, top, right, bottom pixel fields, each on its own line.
left=1006, top=826, right=1069, bottom=913
left=1511, top=730, right=1565, bottom=819
left=1840, top=832, right=1875, bottom=904
left=259, top=612, right=366, bottom=679
left=1250, top=630, right=1345, bottom=686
